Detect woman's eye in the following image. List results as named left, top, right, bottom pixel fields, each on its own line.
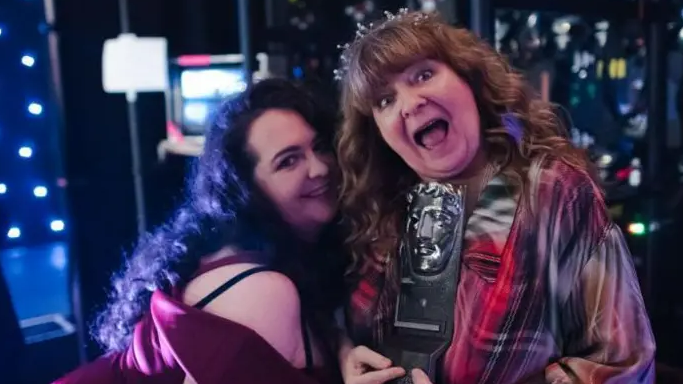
left=416, top=69, right=433, bottom=83
left=377, top=95, right=394, bottom=109
left=277, top=155, right=299, bottom=170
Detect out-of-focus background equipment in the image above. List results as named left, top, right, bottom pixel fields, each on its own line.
left=157, top=53, right=268, bottom=159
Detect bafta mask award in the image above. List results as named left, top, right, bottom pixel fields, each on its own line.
left=379, top=182, right=466, bottom=384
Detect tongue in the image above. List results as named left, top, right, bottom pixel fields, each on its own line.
left=421, top=126, right=447, bottom=149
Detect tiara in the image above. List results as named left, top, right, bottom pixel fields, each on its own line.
left=333, top=8, right=431, bottom=81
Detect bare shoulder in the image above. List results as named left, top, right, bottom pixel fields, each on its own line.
left=182, top=262, right=298, bottom=306
left=182, top=263, right=303, bottom=363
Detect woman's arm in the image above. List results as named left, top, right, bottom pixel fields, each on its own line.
left=338, top=334, right=355, bottom=368
left=545, top=179, right=655, bottom=383
left=52, top=314, right=184, bottom=384
left=548, top=223, right=656, bottom=383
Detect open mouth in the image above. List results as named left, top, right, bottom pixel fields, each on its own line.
left=414, top=119, right=449, bottom=149
left=413, top=241, right=440, bottom=257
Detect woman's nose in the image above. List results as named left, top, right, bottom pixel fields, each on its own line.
left=308, top=153, right=329, bottom=178
left=400, top=89, right=427, bottom=119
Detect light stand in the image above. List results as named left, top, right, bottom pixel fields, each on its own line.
left=238, top=0, right=252, bottom=80
left=117, top=0, right=147, bottom=237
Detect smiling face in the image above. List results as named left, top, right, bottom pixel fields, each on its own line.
left=248, top=109, right=338, bottom=240
left=371, top=59, right=481, bottom=181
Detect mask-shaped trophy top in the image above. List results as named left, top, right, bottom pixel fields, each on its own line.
left=405, top=182, right=465, bottom=276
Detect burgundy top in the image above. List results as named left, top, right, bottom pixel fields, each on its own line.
left=53, top=253, right=335, bottom=384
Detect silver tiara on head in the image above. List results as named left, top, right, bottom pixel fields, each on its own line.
left=333, top=8, right=431, bottom=81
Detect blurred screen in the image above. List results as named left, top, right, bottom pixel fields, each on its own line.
left=180, top=68, right=247, bottom=99
left=179, top=67, right=247, bottom=134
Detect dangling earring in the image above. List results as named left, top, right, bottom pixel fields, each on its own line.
left=501, top=113, right=523, bottom=144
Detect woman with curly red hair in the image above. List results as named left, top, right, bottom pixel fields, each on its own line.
left=335, top=10, right=655, bottom=384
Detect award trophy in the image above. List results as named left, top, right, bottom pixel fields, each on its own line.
left=379, top=182, right=466, bottom=384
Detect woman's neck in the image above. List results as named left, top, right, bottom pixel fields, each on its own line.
left=446, top=150, right=493, bottom=219
left=201, top=246, right=242, bottom=265
left=446, top=149, right=489, bottom=188
left=296, top=226, right=321, bottom=245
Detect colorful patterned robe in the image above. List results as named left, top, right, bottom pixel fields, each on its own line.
left=348, top=159, right=656, bottom=384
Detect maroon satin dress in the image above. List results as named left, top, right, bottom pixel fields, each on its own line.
left=53, top=254, right=336, bottom=384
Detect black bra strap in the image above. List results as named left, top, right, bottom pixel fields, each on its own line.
left=193, top=266, right=274, bottom=309
left=301, top=316, right=313, bottom=371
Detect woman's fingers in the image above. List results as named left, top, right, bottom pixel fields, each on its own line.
left=350, top=345, right=393, bottom=370
left=354, top=367, right=406, bottom=384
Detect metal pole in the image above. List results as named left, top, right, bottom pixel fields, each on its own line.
left=470, top=0, right=494, bottom=42
left=181, top=0, right=208, bottom=53
left=118, top=0, right=147, bottom=237
left=237, top=0, right=252, bottom=81
left=265, top=0, right=274, bottom=28
left=118, top=0, right=130, bottom=35
left=643, top=2, right=667, bottom=312
left=42, top=0, right=89, bottom=364
left=125, top=93, right=146, bottom=237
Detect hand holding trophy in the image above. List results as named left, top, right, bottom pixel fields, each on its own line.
left=410, top=369, right=433, bottom=384
left=341, top=345, right=406, bottom=384
left=340, top=347, right=435, bottom=384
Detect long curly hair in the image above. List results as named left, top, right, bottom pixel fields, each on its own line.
left=336, top=12, right=595, bottom=280
left=93, top=78, right=347, bottom=363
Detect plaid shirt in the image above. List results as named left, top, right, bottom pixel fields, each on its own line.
left=347, top=159, right=655, bottom=384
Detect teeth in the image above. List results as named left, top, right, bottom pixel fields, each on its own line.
left=414, top=119, right=446, bottom=147
left=418, top=119, right=440, bottom=132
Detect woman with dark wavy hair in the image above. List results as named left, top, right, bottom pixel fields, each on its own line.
left=55, top=78, right=347, bottom=384
left=334, top=10, right=655, bottom=384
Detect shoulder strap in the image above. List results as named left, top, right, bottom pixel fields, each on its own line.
left=192, top=251, right=267, bottom=278
left=193, top=266, right=274, bottom=309
left=301, top=316, right=313, bottom=371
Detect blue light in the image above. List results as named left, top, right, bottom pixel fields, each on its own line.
left=7, top=227, right=21, bottom=239
left=292, top=66, right=303, bottom=79
left=28, top=102, right=43, bottom=115
left=18, top=146, right=33, bottom=158
left=50, top=220, right=65, bottom=232
left=21, top=55, right=35, bottom=67
left=33, top=186, right=48, bottom=197
left=0, top=183, right=6, bottom=194
left=0, top=27, right=3, bottom=37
